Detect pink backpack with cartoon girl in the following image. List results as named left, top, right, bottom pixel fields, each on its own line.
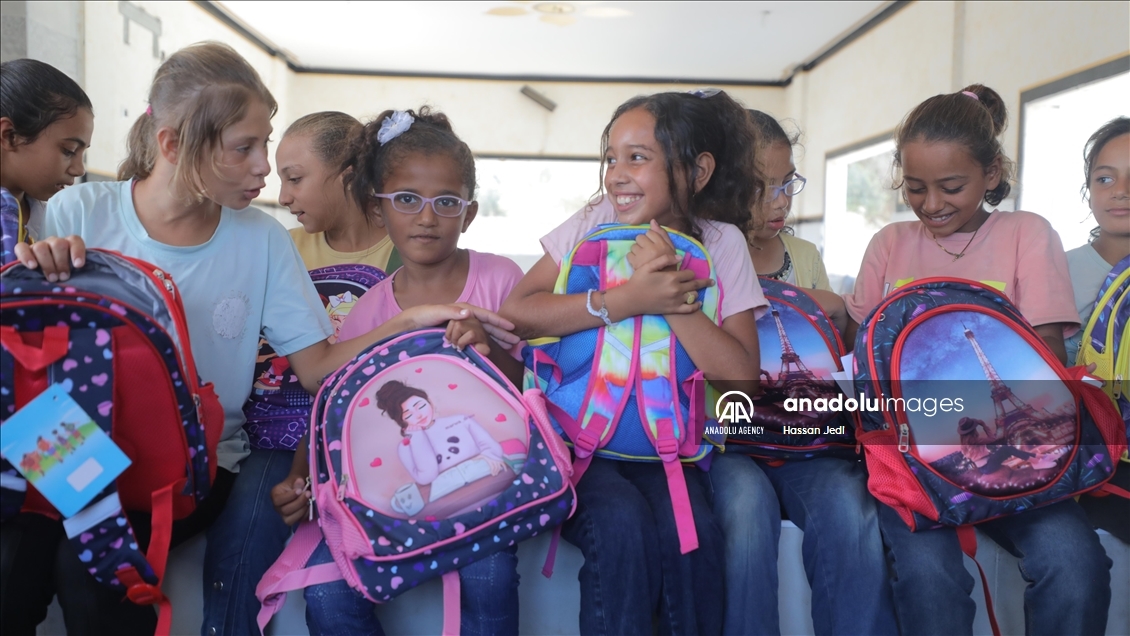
left=255, top=328, right=575, bottom=634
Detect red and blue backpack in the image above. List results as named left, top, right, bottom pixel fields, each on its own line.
left=256, top=328, right=575, bottom=635
left=724, top=277, right=857, bottom=460
left=852, top=278, right=1126, bottom=634
left=243, top=264, right=388, bottom=450
left=1, top=249, right=223, bottom=634
left=524, top=223, right=720, bottom=555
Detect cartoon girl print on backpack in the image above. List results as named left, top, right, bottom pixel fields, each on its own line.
left=346, top=357, right=530, bottom=521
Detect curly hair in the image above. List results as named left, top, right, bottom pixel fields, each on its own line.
left=597, top=91, right=764, bottom=242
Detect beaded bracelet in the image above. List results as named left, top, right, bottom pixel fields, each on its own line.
left=586, top=289, right=613, bottom=327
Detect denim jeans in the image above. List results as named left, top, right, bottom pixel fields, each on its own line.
left=879, top=498, right=1112, bottom=636
left=202, top=448, right=294, bottom=636
left=706, top=453, right=897, bottom=636
left=561, top=457, right=723, bottom=636
left=303, top=538, right=520, bottom=636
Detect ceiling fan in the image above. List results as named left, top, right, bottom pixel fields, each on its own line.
left=486, top=2, right=631, bottom=27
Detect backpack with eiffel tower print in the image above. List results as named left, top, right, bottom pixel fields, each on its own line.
left=724, top=278, right=858, bottom=460
left=852, top=278, right=1126, bottom=530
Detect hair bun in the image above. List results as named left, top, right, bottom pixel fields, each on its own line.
left=960, top=84, right=1007, bottom=138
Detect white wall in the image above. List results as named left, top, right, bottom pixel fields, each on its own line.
left=786, top=0, right=1130, bottom=228
left=289, top=74, right=784, bottom=161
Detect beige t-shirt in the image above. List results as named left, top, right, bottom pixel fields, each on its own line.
left=289, top=227, right=395, bottom=272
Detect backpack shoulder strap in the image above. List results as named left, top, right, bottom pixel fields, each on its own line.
left=256, top=520, right=343, bottom=635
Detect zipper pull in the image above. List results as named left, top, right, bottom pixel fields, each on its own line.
left=336, top=472, right=348, bottom=501
left=898, top=423, right=910, bottom=453
left=153, top=268, right=174, bottom=294
left=305, top=476, right=314, bottom=521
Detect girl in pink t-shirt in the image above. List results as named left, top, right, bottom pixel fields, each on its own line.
left=271, top=107, right=525, bottom=634
left=844, top=84, right=1110, bottom=636
left=502, top=89, right=766, bottom=634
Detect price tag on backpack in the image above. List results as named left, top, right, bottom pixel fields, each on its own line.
left=0, top=384, right=130, bottom=517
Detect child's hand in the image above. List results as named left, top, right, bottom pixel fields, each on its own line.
left=271, top=474, right=311, bottom=526
left=619, top=255, right=714, bottom=316
left=445, top=310, right=493, bottom=356
left=14, top=235, right=86, bottom=282
left=627, top=220, right=678, bottom=272
left=403, top=304, right=520, bottom=347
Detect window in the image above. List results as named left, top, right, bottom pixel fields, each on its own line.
left=461, top=157, right=602, bottom=272
left=823, top=137, right=914, bottom=293
left=1018, top=61, right=1130, bottom=252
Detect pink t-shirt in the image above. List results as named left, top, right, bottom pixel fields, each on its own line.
left=337, top=250, right=524, bottom=349
left=540, top=197, right=768, bottom=321
left=843, top=210, right=1080, bottom=333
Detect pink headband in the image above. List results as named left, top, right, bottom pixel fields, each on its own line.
left=961, top=90, right=979, bottom=101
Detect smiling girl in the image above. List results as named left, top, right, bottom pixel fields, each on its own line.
left=842, top=84, right=1111, bottom=636
left=502, top=90, right=767, bottom=635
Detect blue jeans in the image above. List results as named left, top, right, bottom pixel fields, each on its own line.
left=561, top=457, right=723, bottom=636
left=879, top=498, right=1112, bottom=635
left=202, top=448, right=294, bottom=636
left=303, top=539, right=519, bottom=636
left=707, top=453, right=897, bottom=636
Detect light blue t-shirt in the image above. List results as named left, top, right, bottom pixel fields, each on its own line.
left=46, top=180, right=333, bottom=471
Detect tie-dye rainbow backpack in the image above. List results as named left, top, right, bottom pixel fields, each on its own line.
left=524, top=223, right=720, bottom=554
left=1, top=249, right=224, bottom=635
left=725, top=277, right=857, bottom=460
left=1076, top=255, right=1130, bottom=438
left=242, top=264, right=387, bottom=450
left=256, top=328, right=575, bottom=634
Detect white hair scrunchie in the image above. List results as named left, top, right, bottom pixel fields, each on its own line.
left=377, top=110, right=414, bottom=146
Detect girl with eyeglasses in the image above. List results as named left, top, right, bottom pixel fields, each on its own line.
left=272, top=106, right=525, bottom=636
left=705, top=110, right=897, bottom=636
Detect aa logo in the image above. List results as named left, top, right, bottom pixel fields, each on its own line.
left=716, top=391, right=755, bottom=425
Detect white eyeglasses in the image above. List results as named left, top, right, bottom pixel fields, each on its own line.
left=374, top=192, right=471, bottom=217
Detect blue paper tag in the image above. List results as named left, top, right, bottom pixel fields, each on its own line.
left=0, top=384, right=130, bottom=517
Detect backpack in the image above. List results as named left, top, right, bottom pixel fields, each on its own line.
left=524, top=223, right=720, bottom=555
left=724, top=277, right=858, bottom=460
left=0, top=249, right=224, bottom=635
left=1076, top=255, right=1130, bottom=437
left=1, top=187, right=23, bottom=267
left=256, top=328, right=575, bottom=635
left=243, top=264, right=387, bottom=450
left=852, top=277, right=1127, bottom=635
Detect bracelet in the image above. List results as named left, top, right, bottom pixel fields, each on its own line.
left=586, top=289, right=613, bottom=328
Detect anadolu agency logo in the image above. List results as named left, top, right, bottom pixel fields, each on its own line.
left=709, top=391, right=766, bottom=436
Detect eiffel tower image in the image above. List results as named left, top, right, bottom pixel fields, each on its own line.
left=963, top=325, right=1057, bottom=446
left=771, top=306, right=819, bottom=387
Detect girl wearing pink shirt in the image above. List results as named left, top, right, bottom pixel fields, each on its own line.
left=843, top=84, right=1111, bottom=636
left=271, top=107, right=525, bottom=635
left=503, top=90, right=766, bottom=635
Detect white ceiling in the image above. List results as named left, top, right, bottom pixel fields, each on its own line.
left=216, top=1, right=887, bottom=83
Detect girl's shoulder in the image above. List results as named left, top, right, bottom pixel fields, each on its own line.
left=779, top=232, right=820, bottom=256
left=49, top=180, right=129, bottom=213
left=469, top=250, right=523, bottom=279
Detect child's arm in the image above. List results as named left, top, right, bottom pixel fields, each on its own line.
left=1034, top=323, right=1069, bottom=366
left=445, top=306, right=525, bottom=387
left=809, top=289, right=849, bottom=336
left=843, top=315, right=860, bottom=353
left=501, top=252, right=714, bottom=340
left=667, top=309, right=760, bottom=396
left=286, top=304, right=519, bottom=394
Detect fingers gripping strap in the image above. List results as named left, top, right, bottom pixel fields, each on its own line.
left=442, top=571, right=461, bottom=636
left=256, top=521, right=337, bottom=634
left=956, top=526, right=1001, bottom=636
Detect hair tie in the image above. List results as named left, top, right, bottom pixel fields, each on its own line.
left=377, top=111, right=414, bottom=146
left=961, top=90, right=980, bottom=101
left=145, top=105, right=153, bottom=116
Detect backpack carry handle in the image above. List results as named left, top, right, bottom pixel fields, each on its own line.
left=0, top=325, right=69, bottom=372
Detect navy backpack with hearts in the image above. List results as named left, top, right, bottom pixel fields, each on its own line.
left=1, top=249, right=223, bottom=635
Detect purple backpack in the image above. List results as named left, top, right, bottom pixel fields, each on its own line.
left=242, top=264, right=386, bottom=450
left=255, top=329, right=575, bottom=634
